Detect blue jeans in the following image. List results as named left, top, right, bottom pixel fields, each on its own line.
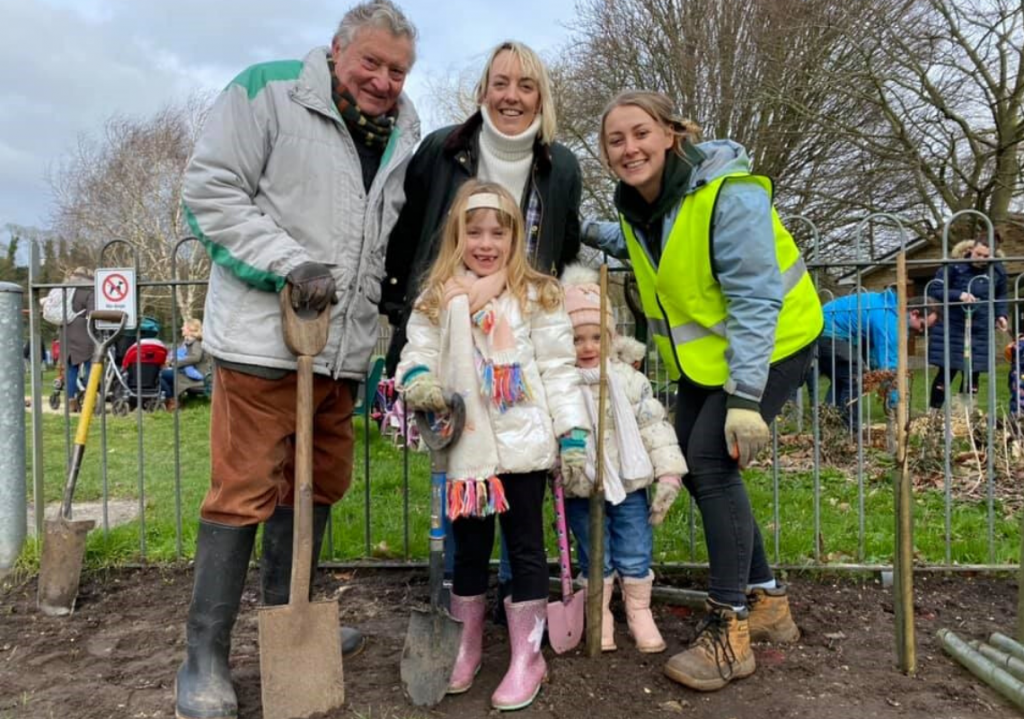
left=160, top=368, right=177, bottom=400
left=67, top=360, right=91, bottom=400
left=565, top=489, right=652, bottom=580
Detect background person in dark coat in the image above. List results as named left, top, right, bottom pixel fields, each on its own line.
left=927, top=237, right=1008, bottom=408
left=381, top=39, right=583, bottom=378
left=63, top=267, right=95, bottom=411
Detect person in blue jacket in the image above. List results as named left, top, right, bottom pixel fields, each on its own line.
left=819, top=290, right=935, bottom=428
left=927, top=237, right=1008, bottom=408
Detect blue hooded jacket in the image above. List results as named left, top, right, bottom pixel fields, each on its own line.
left=821, top=290, right=899, bottom=371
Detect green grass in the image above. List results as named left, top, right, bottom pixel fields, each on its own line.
left=18, top=369, right=1022, bottom=570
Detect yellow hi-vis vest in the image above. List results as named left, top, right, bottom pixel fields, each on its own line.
left=621, top=173, right=823, bottom=386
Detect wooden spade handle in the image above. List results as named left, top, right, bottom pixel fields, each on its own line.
left=280, top=285, right=330, bottom=357
left=280, top=289, right=330, bottom=606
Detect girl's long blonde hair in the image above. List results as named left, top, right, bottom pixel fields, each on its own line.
left=415, top=180, right=561, bottom=322
left=598, top=90, right=702, bottom=169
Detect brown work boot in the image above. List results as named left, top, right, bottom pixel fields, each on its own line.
left=663, top=599, right=755, bottom=692
left=165, top=398, right=178, bottom=412
left=68, top=397, right=80, bottom=413
left=747, top=584, right=800, bottom=644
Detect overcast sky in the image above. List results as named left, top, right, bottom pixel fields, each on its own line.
left=0, top=0, right=578, bottom=235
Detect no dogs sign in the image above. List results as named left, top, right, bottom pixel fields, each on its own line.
left=95, top=267, right=137, bottom=330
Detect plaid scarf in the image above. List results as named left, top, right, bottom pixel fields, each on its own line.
left=328, top=58, right=396, bottom=151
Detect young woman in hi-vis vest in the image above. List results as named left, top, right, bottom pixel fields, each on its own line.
left=582, top=90, right=823, bottom=692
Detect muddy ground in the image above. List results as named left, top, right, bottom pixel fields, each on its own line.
left=0, top=567, right=1019, bottom=718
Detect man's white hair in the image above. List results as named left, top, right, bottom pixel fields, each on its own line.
left=334, top=0, right=418, bottom=65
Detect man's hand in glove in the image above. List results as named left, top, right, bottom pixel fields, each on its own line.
left=401, top=369, right=448, bottom=413
left=285, top=262, right=338, bottom=312
left=723, top=396, right=769, bottom=468
left=649, top=475, right=682, bottom=526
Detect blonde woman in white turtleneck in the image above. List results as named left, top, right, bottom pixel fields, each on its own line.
left=477, top=95, right=542, bottom=205
left=382, top=39, right=586, bottom=628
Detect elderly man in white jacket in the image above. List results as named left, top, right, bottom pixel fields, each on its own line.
left=174, top=3, right=420, bottom=718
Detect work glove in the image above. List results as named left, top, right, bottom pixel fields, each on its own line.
left=558, top=428, right=589, bottom=489
left=285, top=262, right=338, bottom=312
left=723, top=397, right=770, bottom=468
left=401, top=369, right=447, bottom=413
left=649, top=475, right=682, bottom=526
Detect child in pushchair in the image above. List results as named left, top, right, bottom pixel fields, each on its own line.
left=109, top=317, right=168, bottom=414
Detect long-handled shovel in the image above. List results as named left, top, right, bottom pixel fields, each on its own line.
left=548, top=472, right=586, bottom=653
left=257, top=290, right=344, bottom=719
left=38, top=310, right=126, bottom=616
left=400, top=393, right=466, bottom=707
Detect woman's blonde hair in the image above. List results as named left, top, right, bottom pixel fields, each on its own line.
left=598, top=90, right=702, bottom=169
left=474, top=41, right=558, bottom=145
left=183, top=318, right=203, bottom=341
left=415, top=180, right=561, bottom=322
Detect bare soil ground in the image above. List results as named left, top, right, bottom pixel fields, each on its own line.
left=0, top=567, right=1019, bottom=719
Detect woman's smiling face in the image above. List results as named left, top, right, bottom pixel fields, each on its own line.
left=602, top=104, right=675, bottom=202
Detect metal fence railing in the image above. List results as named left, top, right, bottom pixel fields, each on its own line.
left=12, top=212, right=1024, bottom=572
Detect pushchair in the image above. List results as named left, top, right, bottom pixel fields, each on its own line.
left=107, top=317, right=168, bottom=415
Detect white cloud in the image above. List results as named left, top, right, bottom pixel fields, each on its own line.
left=0, top=0, right=578, bottom=231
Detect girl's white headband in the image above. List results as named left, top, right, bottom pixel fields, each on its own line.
left=466, top=192, right=508, bottom=213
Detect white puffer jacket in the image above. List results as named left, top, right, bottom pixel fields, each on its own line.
left=397, top=286, right=589, bottom=474
left=564, top=359, right=686, bottom=499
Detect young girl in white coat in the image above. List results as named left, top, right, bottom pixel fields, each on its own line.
left=561, top=265, right=687, bottom=653
left=398, top=180, right=590, bottom=711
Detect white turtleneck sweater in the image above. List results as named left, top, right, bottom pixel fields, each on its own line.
left=477, top=106, right=541, bottom=205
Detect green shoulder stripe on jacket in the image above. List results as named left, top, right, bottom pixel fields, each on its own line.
left=227, top=59, right=303, bottom=100
left=184, top=203, right=287, bottom=293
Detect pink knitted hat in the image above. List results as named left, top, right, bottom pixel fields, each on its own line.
left=562, top=264, right=615, bottom=334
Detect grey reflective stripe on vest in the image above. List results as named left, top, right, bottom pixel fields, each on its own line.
left=671, top=320, right=726, bottom=344
left=648, top=316, right=671, bottom=338
left=647, top=257, right=809, bottom=345
left=781, top=257, right=807, bottom=294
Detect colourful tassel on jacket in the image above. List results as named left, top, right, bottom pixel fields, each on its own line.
left=446, top=476, right=510, bottom=520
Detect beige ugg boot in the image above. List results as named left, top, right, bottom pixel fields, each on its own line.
left=620, top=572, right=666, bottom=653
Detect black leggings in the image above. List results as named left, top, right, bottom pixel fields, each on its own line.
left=452, top=470, right=548, bottom=602
left=675, top=345, right=814, bottom=606
left=929, top=369, right=980, bottom=409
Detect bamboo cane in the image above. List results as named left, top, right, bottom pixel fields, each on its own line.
left=970, top=640, right=1024, bottom=682
left=549, top=579, right=708, bottom=610
left=939, top=629, right=1024, bottom=712
left=586, top=265, right=610, bottom=658
left=894, top=252, right=916, bottom=674
left=992, top=632, right=1024, bottom=662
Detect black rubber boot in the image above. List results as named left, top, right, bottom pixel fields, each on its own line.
left=175, top=520, right=257, bottom=719
left=260, top=504, right=366, bottom=657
